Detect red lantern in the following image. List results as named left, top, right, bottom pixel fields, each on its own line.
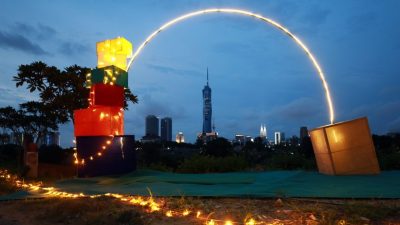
left=90, top=83, right=124, bottom=107
left=74, top=106, right=124, bottom=136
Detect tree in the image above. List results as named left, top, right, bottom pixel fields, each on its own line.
left=204, top=137, right=233, bottom=157
left=13, top=61, right=138, bottom=123
left=19, top=101, right=62, bottom=143
left=0, top=106, right=21, bottom=134
left=0, top=61, right=139, bottom=144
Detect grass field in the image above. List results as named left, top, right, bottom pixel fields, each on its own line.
left=0, top=195, right=399, bottom=225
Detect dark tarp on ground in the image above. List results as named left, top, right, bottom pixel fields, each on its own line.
left=2, top=170, right=400, bottom=200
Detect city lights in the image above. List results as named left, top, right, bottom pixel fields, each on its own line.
left=126, top=8, right=335, bottom=124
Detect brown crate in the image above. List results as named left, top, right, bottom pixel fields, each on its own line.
left=310, top=117, right=380, bottom=175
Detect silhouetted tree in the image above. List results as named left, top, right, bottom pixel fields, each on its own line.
left=0, top=61, right=139, bottom=144
left=0, top=106, right=21, bottom=134
left=204, top=137, right=233, bottom=157
left=13, top=61, right=138, bottom=122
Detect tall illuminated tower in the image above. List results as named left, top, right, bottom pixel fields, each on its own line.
left=202, top=68, right=212, bottom=133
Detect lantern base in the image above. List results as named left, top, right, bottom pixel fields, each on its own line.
left=76, top=135, right=136, bottom=177
left=310, top=117, right=380, bottom=175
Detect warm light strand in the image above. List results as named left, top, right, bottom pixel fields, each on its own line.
left=126, top=8, right=335, bottom=124
left=72, top=136, right=115, bottom=166
left=0, top=169, right=293, bottom=225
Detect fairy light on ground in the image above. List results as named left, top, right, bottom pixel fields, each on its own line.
left=126, top=8, right=335, bottom=124
left=1, top=169, right=336, bottom=224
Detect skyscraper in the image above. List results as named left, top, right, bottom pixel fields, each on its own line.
left=274, top=132, right=281, bottom=145
left=46, top=132, right=60, bottom=146
left=161, top=117, right=172, bottom=142
left=145, top=115, right=159, bottom=137
left=202, top=68, right=212, bottom=133
left=260, top=124, right=267, bottom=139
left=300, top=126, right=309, bottom=142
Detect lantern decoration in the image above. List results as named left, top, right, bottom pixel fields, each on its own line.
left=309, top=117, right=380, bottom=175
left=73, top=37, right=136, bottom=177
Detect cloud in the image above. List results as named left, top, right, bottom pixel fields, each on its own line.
left=213, top=41, right=263, bottom=56
left=0, top=30, right=49, bottom=55
left=347, top=101, right=400, bottom=134
left=0, top=85, right=38, bottom=106
left=388, top=116, right=400, bottom=133
left=13, top=22, right=57, bottom=40
left=269, top=97, right=323, bottom=121
left=3, top=22, right=89, bottom=57
left=300, top=6, right=331, bottom=28
left=58, top=42, right=91, bottom=56
left=135, top=94, right=187, bottom=120
left=146, top=63, right=203, bottom=77
left=346, top=11, right=376, bottom=33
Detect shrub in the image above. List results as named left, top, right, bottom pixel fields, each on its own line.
left=265, top=153, right=316, bottom=170
left=39, top=145, right=73, bottom=164
left=378, top=152, right=400, bottom=170
left=177, top=155, right=248, bottom=173
left=0, top=144, right=23, bottom=172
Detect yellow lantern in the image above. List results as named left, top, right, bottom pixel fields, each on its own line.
left=96, top=37, right=132, bottom=71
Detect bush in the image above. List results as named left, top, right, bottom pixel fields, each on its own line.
left=265, top=153, right=316, bottom=170
left=0, top=144, right=23, bottom=172
left=203, top=138, right=233, bottom=157
left=147, top=163, right=174, bottom=172
left=0, top=144, right=22, bottom=161
left=177, top=155, right=248, bottom=173
left=39, top=145, right=73, bottom=165
left=378, top=152, right=400, bottom=170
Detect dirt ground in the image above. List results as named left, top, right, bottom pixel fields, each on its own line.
left=0, top=196, right=399, bottom=225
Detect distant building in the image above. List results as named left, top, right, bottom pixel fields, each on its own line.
left=245, top=136, right=253, bottom=143
left=289, top=135, right=300, bottom=146
left=234, top=134, right=253, bottom=146
left=176, top=132, right=185, bottom=143
left=235, top=134, right=245, bottom=145
left=274, top=132, right=282, bottom=145
left=161, top=117, right=172, bottom=142
left=202, top=68, right=212, bottom=133
left=260, top=124, right=267, bottom=140
left=300, top=126, right=309, bottom=142
left=10, top=132, right=23, bottom=145
left=46, top=132, right=60, bottom=146
left=197, top=131, right=218, bottom=144
left=145, top=115, right=159, bottom=137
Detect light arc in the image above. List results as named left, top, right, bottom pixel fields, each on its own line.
left=127, top=8, right=335, bottom=124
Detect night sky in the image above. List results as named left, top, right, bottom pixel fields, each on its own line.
left=1, top=0, right=399, bottom=147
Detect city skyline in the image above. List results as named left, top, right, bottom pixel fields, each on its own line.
left=0, top=1, right=399, bottom=146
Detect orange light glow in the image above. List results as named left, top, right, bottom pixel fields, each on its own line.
left=225, top=221, right=233, bottom=225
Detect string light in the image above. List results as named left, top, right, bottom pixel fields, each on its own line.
left=126, top=8, right=335, bottom=124
left=73, top=136, right=115, bottom=166
left=1, top=169, right=341, bottom=225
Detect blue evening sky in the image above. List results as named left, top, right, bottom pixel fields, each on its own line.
left=0, top=0, right=399, bottom=147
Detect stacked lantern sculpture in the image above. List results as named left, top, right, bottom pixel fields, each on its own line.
left=73, top=37, right=136, bottom=177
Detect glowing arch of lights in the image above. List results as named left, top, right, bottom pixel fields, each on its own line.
left=127, top=8, right=335, bottom=124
